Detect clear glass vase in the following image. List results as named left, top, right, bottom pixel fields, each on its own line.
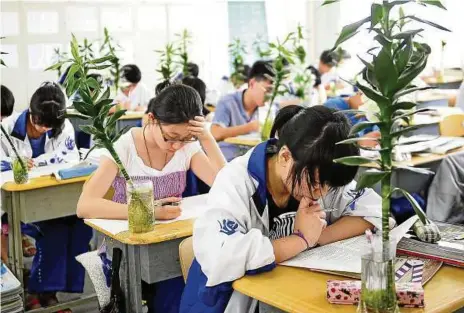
left=12, top=156, right=29, bottom=184
left=358, top=240, right=399, bottom=313
left=127, top=180, right=154, bottom=234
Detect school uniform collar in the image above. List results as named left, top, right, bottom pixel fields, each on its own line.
left=236, top=89, right=258, bottom=122
left=247, top=139, right=277, bottom=216
left=11, top=110, right=53, bottom=141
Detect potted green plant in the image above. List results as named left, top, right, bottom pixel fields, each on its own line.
left=175, top=29, right=193, bottom=78
left=252, top=34, right=271, bottom=59
left=228, top=38, right=247, bottom=88
left=47, top=35, right=154, bottom=234
left=291, top=24, right=313, bottom=104
left=261, top=33, right=295, bottom=141
left=100, top=27, right=122, bottom=91
left=155, top=43, right=177, bottom=82
left=1, top=125, right=28, bottom=184
left=323, top=0, right=449, bottom=312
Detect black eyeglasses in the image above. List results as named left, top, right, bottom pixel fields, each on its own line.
left=158, top=124, right=197, bottom=143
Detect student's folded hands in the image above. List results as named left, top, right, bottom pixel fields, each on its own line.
left=294, top=199, right=327, bottom=248
left=154, top=197, right=182, bottom=220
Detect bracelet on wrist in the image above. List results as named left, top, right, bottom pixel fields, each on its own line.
left=293, top=230, right=311, bottom=250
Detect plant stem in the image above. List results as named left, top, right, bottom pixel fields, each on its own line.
left=1, top=125, right=27, bottom=171
left=105, top=143, right=132, bottom=186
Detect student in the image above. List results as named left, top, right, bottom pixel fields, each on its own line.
left=318, top=49, right=339, bottom=88
left=211, top=60, right=274, bottom=161
left=77, top=83, right=226, bottom=312
left=1, top=82, right=87, bottom=311
left=114, top=64, right=153, bottom=111
left=307, top=65, right=327, bottom=106
left=180, top=105, right=384, bottom=313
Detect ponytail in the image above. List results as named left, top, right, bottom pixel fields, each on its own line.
left=270, top=105, right=304, bottom=138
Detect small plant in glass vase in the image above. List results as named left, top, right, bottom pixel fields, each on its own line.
left=322, top=0, right=449, bottom=312
left=261, top=33, right=295, bottom=141
left=1, top=125, right=29, bottom=184
left=100, top=27, right=122, bottom=92
left=46, top=35, right=154, bottom=234
left=228, top=38, right=248, bottom=89
left=291, top=24, right=313, bottom=106
left=175, top=29, right=193, bottom=78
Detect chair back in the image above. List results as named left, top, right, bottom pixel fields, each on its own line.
left=179, top=237, right=194, bottom=282
left=439, top=114, right=464, bottom=137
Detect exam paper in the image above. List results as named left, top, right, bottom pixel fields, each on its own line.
left=85, top=194, right=209, bottom=235
left=281, top=216, right=418, bottom=273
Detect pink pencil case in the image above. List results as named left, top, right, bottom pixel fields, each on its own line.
left=327, top=280, right=424, bottom=308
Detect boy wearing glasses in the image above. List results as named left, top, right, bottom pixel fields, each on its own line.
left=211, top=60, right=275, bottom=161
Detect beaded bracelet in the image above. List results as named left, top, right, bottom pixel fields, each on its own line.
left=293, top=230, right=310, bottom=250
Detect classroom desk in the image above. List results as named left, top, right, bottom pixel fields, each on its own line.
left=224, top=135, right=262, bottom=147
left=233, top=265, right=464, bottom=313
left=416, top=89, right=459, bottom=108
left=85, top=218, right=195, bottom=313
left=1, top=175, right=95, bottom=312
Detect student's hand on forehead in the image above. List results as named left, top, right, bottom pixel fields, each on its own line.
left=187, top=116, right=209, bottom=140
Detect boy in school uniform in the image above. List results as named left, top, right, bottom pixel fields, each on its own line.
left=114, top=64, right=153, bottom=112
left=211, top=60, right=274, bottom=161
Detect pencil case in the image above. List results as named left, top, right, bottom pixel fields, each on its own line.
left=56, top=164, right=98, bottom=180
left=326, top=280, right=424, bottom=308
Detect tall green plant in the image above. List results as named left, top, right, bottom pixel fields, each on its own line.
left=261, top=33, right=295, bottom=140
left=323, top=0, right=450, bottom=311
left=291, top=24, right=313, bottom=102
left=228, top=38, right=247, bottom=88
left=79, top=38, right=95, bottom=62
left=155, top=43, right=177, bottom=82
left=175, top=29, right=192, bottom=77
left=100, top=27, right=122, bottom=90
left=253, top=34, right=271, bottom=59
left=46, top=35, right=131, bottom=183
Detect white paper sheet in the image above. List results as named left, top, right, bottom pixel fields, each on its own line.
left=281, top=216, right=418, bottom=274
left=85, top=194, right=209, bottom=235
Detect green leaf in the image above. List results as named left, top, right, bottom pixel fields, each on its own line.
left=65, top=112, right=89, bottom=120
left=374, top=47, right=398, bottom=97
left=86, top=77, right=100, bottom=91
left=83, top=145, right=98, bottom=160
left=321, top=0, right=340, bottom=5
left=390, top=125, right=420, bottom=137
left=357, top=55, right=374, bottom=71
left=333, top=16, right=370, bottom=48
left=72, top=101, right=91, bottom=115
left=418, top=0, right=446, bottom=10
left=392, top=188, right=428, bottom=224
left=392, top=101, right=416, bottom=110
left=356, top=170, right=388, bottom=190
left=334, top=156, right=378, bottom=166
left=371, top=3, right=384, bottom=28
left=88, top=55, right=115, bottom=64
left=88, top=64, right=112, bottom=70
left=99, top=87, right=111, bottom=102
left=408, top=16, right=450, bottom=32
left=355, top=82, right=389, bottom=107
left=70, top=34, right=81, bottom=61
left=336, top=137, right=378, bottom=145
left=393, top=165, right=434, bottom=176
left=395, top=38, right=412, bottom=74
left=394, top=86, right=434, bottom=100
left=334, top=109, right=366, bottom=115
left=392, top=29, right=424, bottom=40
left=107, top=109, right=127, bottom=127
left=392, top=108, right=429, bottom=121
left=44, top=61, right=66, bottom=72
left=395, top=54, right=429, bottom=92
left=349, top=121, right=381, bottom=137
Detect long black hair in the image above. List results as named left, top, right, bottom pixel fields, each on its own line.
left=1, top=85, right=15, bottom=118
left=30, top=82, right=66, bottom=138
left=147, top=83, right=203, bottom=124
left=270, top=105, right=359, bottom=192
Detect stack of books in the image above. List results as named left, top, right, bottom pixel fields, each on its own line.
left=1, top=262, right=24, bottom=313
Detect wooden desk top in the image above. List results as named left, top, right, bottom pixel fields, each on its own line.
left=85, top=218, right=194, bottom=245
left=233, top=265, right=464, bottom=313
left=224, top=136, right=261, bottom=147
left=2, top=175, right=89, bottom=192
left=119, top=112, right=145, bottom=120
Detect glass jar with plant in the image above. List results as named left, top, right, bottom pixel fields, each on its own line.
left=261, top=33, right=295, bottom=141
left=1, top=125, right=29, bottom=184
left=323, top=0, right=450, bottom=312
left=228, top=38, right=247, bottom=88
left=47, top=35, right=154, bottom=234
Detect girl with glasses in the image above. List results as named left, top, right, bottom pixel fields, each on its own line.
left=77, top=83, right=226, bottom=312
left=180, top=105, right=388, bottom=313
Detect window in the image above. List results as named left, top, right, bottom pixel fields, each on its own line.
left=27, top=11, right=58, bottom=34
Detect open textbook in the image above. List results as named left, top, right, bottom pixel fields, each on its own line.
left=281, top=216, right=419, bottom=274
left=85, top=194, right=209, bottom=235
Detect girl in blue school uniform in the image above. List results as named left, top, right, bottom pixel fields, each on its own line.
left=180, top=105, right=388, bottom=313
left=77, top=83, right=226, bottom=313
left=1, top=82, right=90, bottom=312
